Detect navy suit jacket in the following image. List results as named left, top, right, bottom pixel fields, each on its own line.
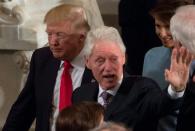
left=72, top=76, right=181, bottom=131
left=3, top=47, right=94, bottom=131
left=176, top=77, right=195, bottom=131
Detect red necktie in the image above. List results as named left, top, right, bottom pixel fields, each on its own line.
left=59, top=61, right=73, bottom=111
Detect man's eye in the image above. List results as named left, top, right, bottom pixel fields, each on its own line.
left=96, top=58, right=104, bottom=64
left=57, top=32, right=66, bottom=37
left=98, top=59, right=104, bottom=63
left=111, top=58, right=118, bottom=63
left=47, top=33, right=52, bottom=36
left=155, top=24, right=160, bottom=28
left=165, top=25, right=170, bottom=30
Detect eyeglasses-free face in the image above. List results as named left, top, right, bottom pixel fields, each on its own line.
left=46, top=21, right=85, bottom=61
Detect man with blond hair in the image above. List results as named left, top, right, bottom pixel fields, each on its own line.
left=3, top=4, right=94, bottom=131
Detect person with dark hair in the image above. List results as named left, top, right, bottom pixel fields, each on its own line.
left=142, top=0, right=193, bottom=131
left=2, top=4, right=95, bottom=131
left=143, top=0, right=192, bottom=89
left=56, top=101, right=104, bottom=131
left=73, top=26, right=193, bottom=131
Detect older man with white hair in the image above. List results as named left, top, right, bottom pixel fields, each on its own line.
left=73, top=26, right=193, bottom=131
left=170, top=5, right=195, bottom=131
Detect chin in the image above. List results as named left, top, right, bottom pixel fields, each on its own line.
left=162, top=40, right=174, bottom=48
left=52, top=54, right=64, bottom=60
left=163, top=43, right=174, bottom=48
left=102, top=83, right=116, bottom=90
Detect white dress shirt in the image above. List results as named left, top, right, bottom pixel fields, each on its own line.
left=51, top=49, right=85, bottom=131
left=98, top=76, right=123, bottom=106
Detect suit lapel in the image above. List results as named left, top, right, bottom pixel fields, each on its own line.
left=34, top=49, right=61, bottom=129
left=81, top=67, right=96, bottom=85
left=46, top=58, right=61, bottom=104
left=104, top=75, right=139, bottom=120
left=72, top=82, right=99, bottom=103
left=38, top=56, right=60, bottom=115
left=105, top=78, right=131, bottom=120
left=86, top=82, right=99, bottom=101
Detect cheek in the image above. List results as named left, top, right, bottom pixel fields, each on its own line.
left=60, top=41, right=76, bottom=50
left=69, top=41, right=82, bottom=51
left=92, top=66, right=103, bottom=78
left=116, top=65, right=123, bottom=74
left=155, top=28, right=160, bottom=36
left=167, top=32, right=172, bottom=36
left=167, top=40, right=175, bottom=46
left=115, top=61, right=123, bottom=69
left=91, top=65, right=98, bottom=72
left=113, top=63, right=124, bottom=77
left=48, top=37, right=51, bottom=42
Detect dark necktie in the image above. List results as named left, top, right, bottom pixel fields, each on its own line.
left=59, top=61, right=73, bottom=111
left=101, top=91, right=113, bottom=108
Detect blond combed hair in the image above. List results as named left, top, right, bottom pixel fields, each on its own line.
left=44, top=4, right=90, bottom=34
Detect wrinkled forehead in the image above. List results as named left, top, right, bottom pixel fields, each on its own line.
left=91, top=40, right=124, bottom=56
left=46, top=20, right=73, bottom=33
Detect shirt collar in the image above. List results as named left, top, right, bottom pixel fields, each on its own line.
left=60, top=48, right=86, bottom=69
left=98, top=74, right=123, bottom=97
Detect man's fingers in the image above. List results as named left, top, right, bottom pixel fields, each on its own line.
left=171, top=47, right=178, bottom=65
left=186, top=49, right=193, bottom=66
left=180, top=47, right=187, bottom=63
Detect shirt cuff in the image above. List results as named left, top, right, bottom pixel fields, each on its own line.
left=168, top=84, right=185, bottom=99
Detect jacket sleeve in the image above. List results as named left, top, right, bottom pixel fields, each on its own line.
left=177, top=81, right=195, bottom=131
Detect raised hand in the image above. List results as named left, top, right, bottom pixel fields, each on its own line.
left=165, top=46, right=193, bottom=92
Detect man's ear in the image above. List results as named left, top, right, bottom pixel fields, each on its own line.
left=85, top=55, right=91, bottom=69
left=79, top=34, right=86, bottom=43
left=122, top=54, right=126, bottom=65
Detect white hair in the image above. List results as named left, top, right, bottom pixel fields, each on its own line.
left=170, top=5, right=195, bottom=54
left=83, top=26, right=126, bottom=57
left=91, top=122, right=131, bottom=131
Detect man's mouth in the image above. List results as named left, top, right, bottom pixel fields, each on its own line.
left=103, top=74, right=115, bottom=81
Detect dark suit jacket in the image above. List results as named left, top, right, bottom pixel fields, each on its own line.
left=2, top=47, right=94, bottom=131
left=73, top=76, right=181, bottom=131
left=176, top=78, right=195, bottom=131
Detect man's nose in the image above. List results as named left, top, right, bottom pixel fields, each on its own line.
left=103, top=60, right=112, bottom=72
left=49, top=34, right=58, bottom=45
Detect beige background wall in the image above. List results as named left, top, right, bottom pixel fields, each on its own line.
left=0, top=50, right=23, bottom=128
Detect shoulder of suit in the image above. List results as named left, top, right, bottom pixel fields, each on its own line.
left=31, top=47, right=60, bottom=66
left=73, top=82, right=98, bottom=97
left=33, top=47, right=51, bottom=55
left=124, top=76, right=160, bottom=90
left=79, top=81, right=98, bottom=90
left=32, top=47, right=54, bottom=60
